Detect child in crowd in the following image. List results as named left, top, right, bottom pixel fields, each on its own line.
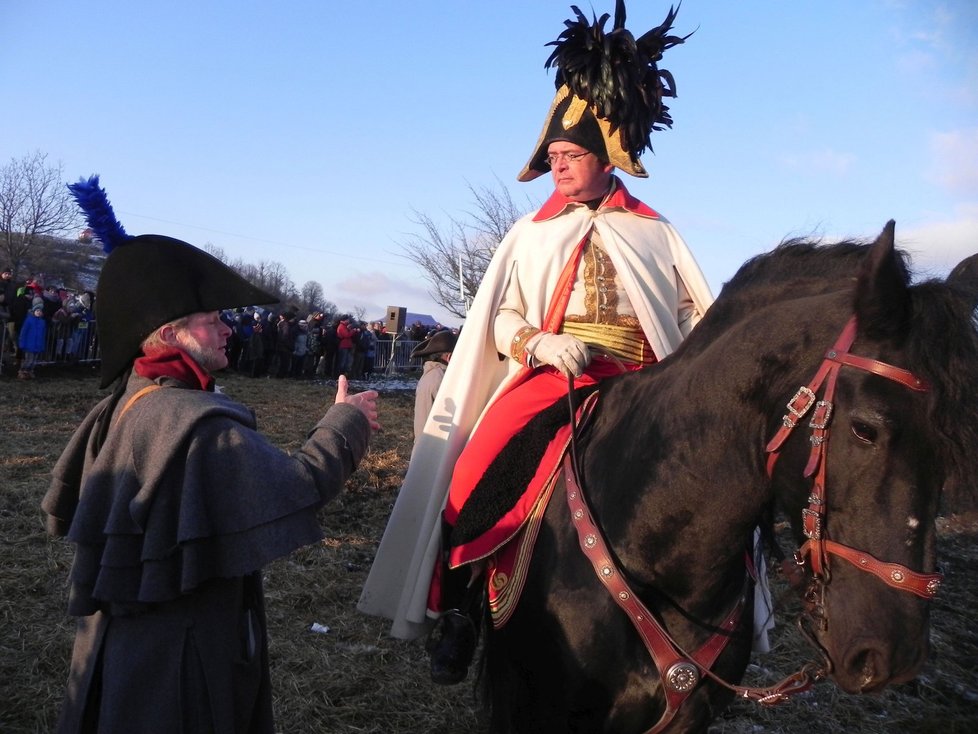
left=18, top=305, right=47, bottom=379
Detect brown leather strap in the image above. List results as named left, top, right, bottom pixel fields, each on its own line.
left=114, top=384, right=163, bottom=424
left=564, top=455, right=746, bottom=732
left=765, top=318, right=858, bottom=462
left=801, top=539, right=942, bottom=599
left=827, top=350, right=928, bottom=392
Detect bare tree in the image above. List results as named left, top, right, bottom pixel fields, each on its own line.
left=0, top=151, right=79, bottom=275
left=233, top=259, right=297, bottom=306
left=398, top=179, right=531, bottom=318
left=202, top=243, right=227, bottom=261
left=300, top=280, right=324, bottom=314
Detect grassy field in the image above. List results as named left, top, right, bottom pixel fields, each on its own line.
left=1, top=368, right=975, bottom=733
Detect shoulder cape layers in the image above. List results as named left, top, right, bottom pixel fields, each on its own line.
left=357, top=179, right=714, bottom=639
left=43, top=374, right=370, bottom=733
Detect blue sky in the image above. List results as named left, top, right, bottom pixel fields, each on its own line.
left=3, top=0, right=976, bottom=327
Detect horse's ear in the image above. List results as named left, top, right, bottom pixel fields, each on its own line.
left=854, top=220, right=911, bottom=339
left=946, top=253, right=978, bottom=310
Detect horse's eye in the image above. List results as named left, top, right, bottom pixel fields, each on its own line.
left=851, top=420, right=878, bottom=444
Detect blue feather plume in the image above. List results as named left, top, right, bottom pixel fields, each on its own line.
left=67, top=175, right=131, bottom=253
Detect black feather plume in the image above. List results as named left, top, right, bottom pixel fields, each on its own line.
left=544, top=0, right=691, bottom=156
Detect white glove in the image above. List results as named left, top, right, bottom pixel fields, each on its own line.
left=527, top=332, right=591, bottom=378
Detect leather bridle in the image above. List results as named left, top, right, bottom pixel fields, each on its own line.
left=563, top=316, right=942, bottom=733
left=764, top=317, right=942, bottom=599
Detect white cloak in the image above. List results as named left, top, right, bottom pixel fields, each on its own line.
left=358, top=180, right=714, bottom=639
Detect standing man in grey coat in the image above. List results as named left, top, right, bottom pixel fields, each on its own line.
left=42, top=176, right=380, bottom=733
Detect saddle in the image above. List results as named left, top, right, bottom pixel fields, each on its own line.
left=449, top=390, right=600, bottom=628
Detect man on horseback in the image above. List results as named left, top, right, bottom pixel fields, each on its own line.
left=358, top=0, right=713, bottom=684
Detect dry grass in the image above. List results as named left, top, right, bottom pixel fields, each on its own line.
left=1, top=368, right=975, bottom=733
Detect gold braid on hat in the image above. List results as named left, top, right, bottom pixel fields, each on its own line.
left=545, top=1, right=691, bottom=160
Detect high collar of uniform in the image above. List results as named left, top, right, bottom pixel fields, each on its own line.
left=532, top=177, right=660, bottom=222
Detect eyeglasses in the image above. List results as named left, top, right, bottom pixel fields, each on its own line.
left=546, top=151, right=591, bottom=166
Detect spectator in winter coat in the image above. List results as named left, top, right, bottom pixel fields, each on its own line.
left=319, top=320, right=339, bottom=378
left=67, top=292, right=95, bottom=361
left=273, top=312, right=295, bottom=378
left=1, top=267, right=17, bottom=353
left=361, top=324, right=379, bottom=378
left=241, top=315, right=266, bottom=377
left=51, top=301, right=73, bottom=359
left=305, top=313, right=324, bottom=378
left=11, top=287, right=32, bottom=351
left=42, top=286, right=62, bottom=322
left=0, top=272, right=13, bottom=362
left=18, top=305, right=47, bottom=378
left=336, top=315, right=360, bottom=376
left=291, top=319, right=309, bottom=377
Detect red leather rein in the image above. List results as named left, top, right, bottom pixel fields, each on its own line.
left=764, top=317, right=942, bottom=598
left=565, top=457, right=817, bottom=734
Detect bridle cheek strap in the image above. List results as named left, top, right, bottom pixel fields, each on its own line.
left=765, top=316, right=941, bottom=597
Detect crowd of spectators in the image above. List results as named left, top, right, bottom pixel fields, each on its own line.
left=222, top=308, right=382, bottom=380
left=1, top=268, right=455, bottom=382
left=222, top=309, right=453, bottom=381
left=0, top=268, right=97, bottom=379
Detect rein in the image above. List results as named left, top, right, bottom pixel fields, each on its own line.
left=563, top=360, right=814, bottom=734
left=564, top=457, right=816, bottom=734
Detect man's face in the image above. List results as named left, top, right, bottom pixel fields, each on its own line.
left=172, top=311, right=231, bottom=372
left=547, top=142, right=613, bottom=202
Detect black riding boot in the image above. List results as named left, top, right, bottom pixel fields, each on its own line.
left=426, top=566, right=485, bottom=685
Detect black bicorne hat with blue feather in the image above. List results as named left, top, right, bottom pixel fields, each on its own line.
left=518, top=0, right=691, bottom=181
left=68, top=175, right=278, bottom=387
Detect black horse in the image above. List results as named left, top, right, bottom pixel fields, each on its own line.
left=482, top=222, right=978, bottom=733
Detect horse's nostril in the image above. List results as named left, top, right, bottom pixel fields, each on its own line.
left=846, top=645, right=889, bottom=693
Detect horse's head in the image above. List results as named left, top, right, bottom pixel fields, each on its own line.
left=765, top=222, right=978, bottom=693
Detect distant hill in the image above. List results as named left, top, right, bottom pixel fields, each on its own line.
left=372, top=311, right=444, bottom=330
left=8, top=235, right=105, bottom=292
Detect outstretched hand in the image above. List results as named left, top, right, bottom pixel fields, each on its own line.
left=335, top=375, right=381, bottom=431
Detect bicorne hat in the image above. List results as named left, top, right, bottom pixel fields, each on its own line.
left=68, top=175, right=278, bottom=387
left=518, top=0, right=690, bottom=182
left=410, top=330, right=458, bottom=360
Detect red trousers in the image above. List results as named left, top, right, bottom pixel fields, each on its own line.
left=443, top=357, right=639, bottom=569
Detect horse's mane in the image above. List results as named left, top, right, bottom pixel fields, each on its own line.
left=678, top=239, right=878, bottom=352
left=698, top=236, right=978, bottom=506
left=721, top=239, right=877, bottom=299
left=904, top=278, right=978, bottom=504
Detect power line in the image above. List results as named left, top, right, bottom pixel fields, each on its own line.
left=117, top=210, right=404, bottom=266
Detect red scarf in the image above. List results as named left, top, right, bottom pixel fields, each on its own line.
left=134, top=347, right=214, bottom=391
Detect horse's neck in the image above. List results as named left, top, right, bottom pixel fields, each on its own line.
left=583, top=364, right=768, bottom=588
left=580, top=288, right=853, bottom=605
